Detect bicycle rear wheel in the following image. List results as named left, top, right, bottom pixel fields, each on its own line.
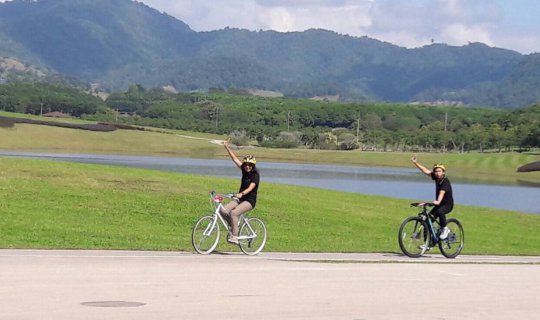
left=239, top=217, right=267, bottom=255
left=398, top=216, right=429, bottom=258
left=439, top=218, right=464, bottom=258
left=192, top=215, right=220, bottom=254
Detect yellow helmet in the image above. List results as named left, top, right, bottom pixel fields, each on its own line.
left=433, top=163, right=446, bottom=171
left=242, top=155, right=257, bottom=165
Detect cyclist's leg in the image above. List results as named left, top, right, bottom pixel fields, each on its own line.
left=429, top=206, right=448, bottom=228
left=439, top=210, right=448, bottom=228
left=430, top=206, right=453, bottom=240
left=220, top=201, right=238, bottom=227
left=230, top=201, right=253, bottom=236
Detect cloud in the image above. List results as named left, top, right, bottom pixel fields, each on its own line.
left=492, top=29, right=540, bottom=54
left=442, top=24, right=493, bottom=46
left=144, top=0, right=374, bottom=37
left=262, top=7, right=295, bottom=32
left=253, top=0, right=350, bottom=8
left=143, top=0, right=263, bottom=31
left=2, top=0, right=538, bottom=53
left=363, top=0, right=502, bottom=48
left=5, top=0, right=528, bottom=52
left=259, top=2, right=373, bottom=34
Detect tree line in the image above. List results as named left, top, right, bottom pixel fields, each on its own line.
left=1, top=82, right=539, bottom=152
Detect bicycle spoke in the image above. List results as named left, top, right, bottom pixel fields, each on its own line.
left=192, top=215, right=220, bottom=254
left=239, top=217, right=267, bottom=255
left=439, top=219, right=464, bottom=258
left=398, top=217, right=429, bottom=258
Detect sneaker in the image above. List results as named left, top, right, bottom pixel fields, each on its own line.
left=227, top=235, right=239, bottom=244
left=439, top=227, right=450, bottom=240
left=419, top=244, right=431, bottom=251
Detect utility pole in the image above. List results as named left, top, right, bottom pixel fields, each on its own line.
left=443, top=111, right=448, bottom=153
left=215, top=105, right=219, bottom=130
left=356, top=112, right=360, bottom=140
left=287, top=110, right=290, bottom=131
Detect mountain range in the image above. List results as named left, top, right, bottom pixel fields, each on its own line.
left=1, top=0, right=540, bottom=108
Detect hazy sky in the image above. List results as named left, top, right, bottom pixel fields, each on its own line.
left=1, top=0, right=538, bottom=54
left=139, top=0, right=540, bottom=54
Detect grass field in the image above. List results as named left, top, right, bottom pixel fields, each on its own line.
left=1, top=157, right=539, bottom=255
left=1, top=113, right=539, bottom=185
left=0, top=123, right=223, bottom=157
left=252, top=148, right=540, bottom=185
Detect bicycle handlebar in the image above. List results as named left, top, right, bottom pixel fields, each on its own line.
left=410, top=202, right=434, bottom=208
left=210, top=191, right=239, bottom=203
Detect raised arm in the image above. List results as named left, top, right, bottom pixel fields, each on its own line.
left=224, top=140, right=242, bottom=168
left=411, top=154, right=431, bottom=176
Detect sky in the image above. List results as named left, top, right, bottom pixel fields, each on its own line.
left=0, top=0, right=538, bottom=54
left=137, top=0, right=540, bottom=54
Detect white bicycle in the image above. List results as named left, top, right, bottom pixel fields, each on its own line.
left=192, top=191, right=267, bottom=255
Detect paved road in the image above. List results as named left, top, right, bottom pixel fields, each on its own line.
left=1, top=250, right=539, bottom=320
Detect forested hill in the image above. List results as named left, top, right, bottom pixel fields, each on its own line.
left=1, top=0, right=539, bottom=108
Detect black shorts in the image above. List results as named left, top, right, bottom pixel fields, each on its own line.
left=430, top=205, right=453, bottom=216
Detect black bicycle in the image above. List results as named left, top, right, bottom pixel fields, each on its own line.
left=398, top=203, right=464, bottom=258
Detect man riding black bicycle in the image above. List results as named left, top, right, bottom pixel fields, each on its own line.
left=411, top=155, right=454, bottom=240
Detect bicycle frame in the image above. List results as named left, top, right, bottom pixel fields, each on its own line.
left=205, top=192, right=258, bottom=241
left=420, top=208, right=440, bottom=245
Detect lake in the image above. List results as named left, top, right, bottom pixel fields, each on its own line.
left=1, top=151, right=538, bottom=214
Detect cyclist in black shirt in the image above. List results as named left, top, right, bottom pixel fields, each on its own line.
left=222, top=140, right=260, bottom=244
left=411, top=155, right=454, bottom=240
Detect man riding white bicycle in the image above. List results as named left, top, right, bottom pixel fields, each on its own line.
left=222, top=140, right=260, bottom=244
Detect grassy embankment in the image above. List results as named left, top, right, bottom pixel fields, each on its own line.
left=1, top=111, right=539, bottom=185
left=1, top=157, right=539, bottom=255
left=1, top=113, right=539, bottom=254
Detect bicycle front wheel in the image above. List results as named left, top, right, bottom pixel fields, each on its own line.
left=439, top=218, right=464, bottom=258
left=192, top=215, right=220, bottom=254
left=239, top=217, right=267, bottom=255
left=398, top=216, right=429, bottom=258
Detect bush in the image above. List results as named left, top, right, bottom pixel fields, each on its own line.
left=228, top=130, right=251, bottom=146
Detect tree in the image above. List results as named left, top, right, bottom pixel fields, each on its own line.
left=275, top=131, right=302, bottom=148
left=195, top=100, right=223, bottom=129
left=338, top=132, right=358, bottom=150
left=361, top=113, right=383, bottom=130
left=318, top=132, right=338, bottom=150
left=468, top=123, right=489, bottom=152
left=228, top=130, right=250, bottom=146
left=487, top=124, right=505, bottom=152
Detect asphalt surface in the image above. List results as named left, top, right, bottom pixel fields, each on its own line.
left=1, top=250, right=539, bottom=320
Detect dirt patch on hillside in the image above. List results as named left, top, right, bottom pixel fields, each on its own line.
left=517, top=161, right=540, bottom=172
left=248, top=89, right=284, bottom=98
left=0, top=117, right=15, bottom=128
left=0, top=116, right=164, bottom=133
left=0, top=57, right=46, bottom=77
left=0, top=116, right=117, bottom=131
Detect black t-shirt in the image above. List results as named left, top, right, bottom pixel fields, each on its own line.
left=431, top=173, right=454, bottom=209
left=240, top=170, right=259, bottom=208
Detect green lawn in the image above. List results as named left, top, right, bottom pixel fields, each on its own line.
left=0, top=122, right=223, bottom=158
left=1, top=157, right=539, bottom=255
left=1, top=113, right=539, bottom=185
left=255, top=148, right=540, bottom=185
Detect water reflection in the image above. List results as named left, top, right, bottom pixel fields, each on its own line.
left=1, top=151, right=538, bottom=214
